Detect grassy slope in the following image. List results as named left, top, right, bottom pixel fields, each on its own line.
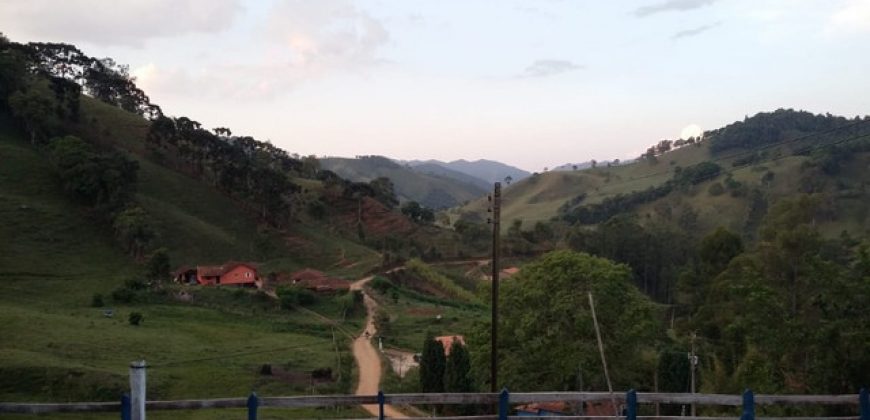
left=0, top=100, right=384, bottom=411
left=321, top=157, right=487, bottom=209
left=456, top=139, right=870, bottom=238
left=77, top=98, right=380, bottom=277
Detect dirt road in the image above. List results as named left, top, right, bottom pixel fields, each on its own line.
left=350, top=276, right=407, bottom=418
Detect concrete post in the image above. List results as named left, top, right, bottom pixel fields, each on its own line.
left=129, top=360, right=146, bottom=420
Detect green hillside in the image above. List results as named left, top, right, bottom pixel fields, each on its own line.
left=321, top=156, right=486, bottom=209
left=0, top=38, right=387, bottom=409
left=0, top=120, right=368, bottom=405
left=457, top=110, right=870, bottom=239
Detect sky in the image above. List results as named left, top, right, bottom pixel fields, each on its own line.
left=2, top=0, right=869, bottom=172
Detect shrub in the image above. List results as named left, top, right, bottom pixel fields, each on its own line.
left=91, top=293, right=105, bottom=307
left=708, top=182, right=725, bottom=196
left=111, top=287, right=136, bottom=304
left=277, top=286, right=318, bottom=309
left=128, top=312, right=143, bottom=326
left=370, top=276, right=394, bottom=294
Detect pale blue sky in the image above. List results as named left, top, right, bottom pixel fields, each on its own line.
left=2, top=0, right=869, bottom=171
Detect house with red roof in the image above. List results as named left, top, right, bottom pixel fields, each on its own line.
left=196, top=262, right=259, bottom=286
left=171, top=262, right=260, bottom=287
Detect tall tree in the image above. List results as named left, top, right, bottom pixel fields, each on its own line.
left=468, top=250, right=661, bottom=391
left=445, top=341, right=474, bottom=393
left=420, top=335, right=446, bottom=393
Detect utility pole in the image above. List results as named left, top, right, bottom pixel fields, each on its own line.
left=489, top=182, right=501, bottom=392
left=689, top=332, right=698, bottom=417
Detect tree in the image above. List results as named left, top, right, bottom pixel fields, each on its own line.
left=468, top=250, right=661, bottom=391
left=699, top=227, right=743, bottom=275
left=145, top=248, right=171, bottom=283
left=420, top=335, right=446, bottom=392
left=8, top=81, right=59, bottom=144
left=112, top=207, right=156, bottom=260
left=445, top=341, right=474, bottom=393
left=369, top=177, right=399, bottom=209
left=402, top=201, right=435, bottom=224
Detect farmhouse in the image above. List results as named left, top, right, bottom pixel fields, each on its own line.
left=172, top=262, right=260, bottom=287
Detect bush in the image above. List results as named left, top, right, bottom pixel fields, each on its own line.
left=339, top=290, right=365, bottom=317
left=111, top=287, right=136, bottom=304
left=277, top=286, right=318, bottom=310
left=91, top=293, right=104, bottom=307
left=370, top=276, right=394, bottom=294
left=128, top=312, right=143, bottom=326
left=124, top=277, right=147, bottom=291
left=708, top=182, right=725, bottom=196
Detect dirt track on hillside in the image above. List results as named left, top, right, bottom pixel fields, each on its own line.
left=350, top=276, right=407, bottom=418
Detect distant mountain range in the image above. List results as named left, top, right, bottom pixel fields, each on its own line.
left=320, top=156, right=488, bottom=209
left=401, top=159, right=530, bottom=185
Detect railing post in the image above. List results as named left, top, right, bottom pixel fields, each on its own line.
left=860, top=388, right=869, bottom=420
left=377, top=390, right=385, bottom=420
left=120, top=393, right=131, bottom=420
left=129, top=360, right=146, bottom=420
left=247, top=392, right=258, bottom=420
left=498, top=388, right=509, bottom=420
left=741, top=389, right=755, bottom=420
left=626, top=389, right=637, bottom=420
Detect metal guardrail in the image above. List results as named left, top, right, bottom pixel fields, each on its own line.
left=1, top=389, right=867, bottom=420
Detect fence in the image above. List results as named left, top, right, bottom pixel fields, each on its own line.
left=1, top=388, right=867, bottom=420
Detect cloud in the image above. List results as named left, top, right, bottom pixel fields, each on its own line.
left=265, top=0, right=389, bottom=70
left=0, top=0, right=241, bottom=47
left=671, top=21, right=722, bottom=39
left=633, top=0, right=717, bottom=17
left=134, top=1, right=392, bottom=103
left=828, top=0, right=870, bottom=34
left=520, top=60, right=584, bottom=78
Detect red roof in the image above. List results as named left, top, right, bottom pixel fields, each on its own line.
left=197, top=262, right=258, bottom=277
left=434, top=335, right=465, bottom=356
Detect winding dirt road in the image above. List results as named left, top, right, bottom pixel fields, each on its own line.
left=350, top=276, right=407, bottom=418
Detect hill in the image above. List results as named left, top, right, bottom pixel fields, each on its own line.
left=456, top=109, right=870, bottom=240
left=419, top=158, right=529, bottom=185
left=410, top=162, right=490, bottom=190
left=0, top=37, right=478, bottom=409
left=320, top=156, right=486, bottom=209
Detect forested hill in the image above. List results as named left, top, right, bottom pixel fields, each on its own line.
left=706, top=109, right=855, bottom=154
left=0, top=35, right=483, bottom=273
left=320, top=155, right=487, bottom=209
left=453, top=110, right=870, bottom=396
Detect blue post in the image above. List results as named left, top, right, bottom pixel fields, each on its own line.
left=741, top=389, right=755, bottom=420
left=120, top=393, right=131, bottom=420
left=247, top=392, right=259, bottom=420
left=626, top=389, right=637, bottom=420
left=859, top=388, right=869, bottom=420
left=378, top=390, right=385, bottom=420
left=498, top=388, right=509, bottom=420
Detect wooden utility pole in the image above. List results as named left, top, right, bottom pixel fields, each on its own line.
left=588, top=293, right=618, bottom=417
left=490, top=182, right=501, bottom=392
